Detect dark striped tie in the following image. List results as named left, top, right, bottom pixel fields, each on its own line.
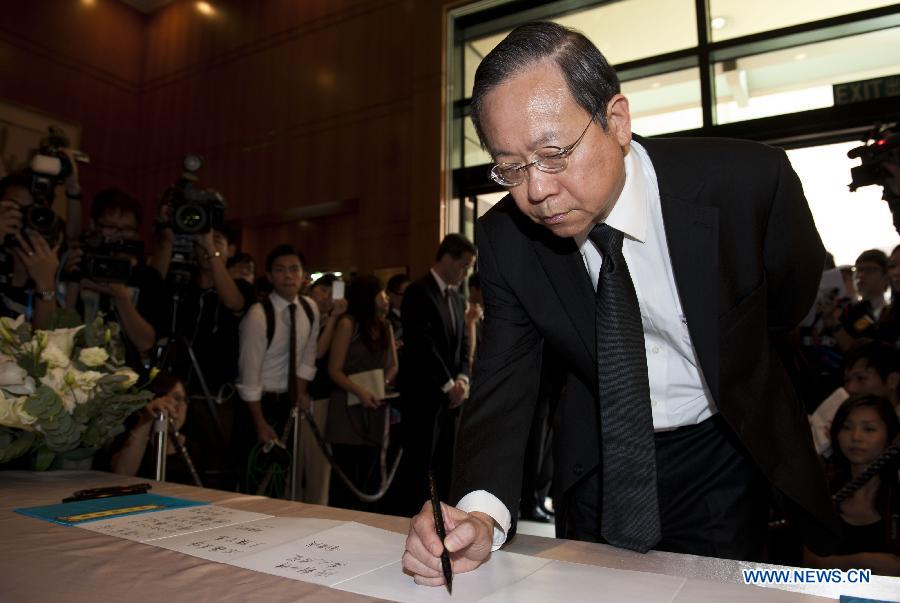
left=589, top=223, right=661, bottom=553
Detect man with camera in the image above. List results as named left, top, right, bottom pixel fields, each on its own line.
left=0, top=173, right=62, bottom=330
left=63, top=188, right=165, bottom=371
left=0, top=139, right=87, bottom=329
left=149, top=199, right=255, bottom=490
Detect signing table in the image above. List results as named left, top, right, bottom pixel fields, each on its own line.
left=1, top=471, right=897, bottom=602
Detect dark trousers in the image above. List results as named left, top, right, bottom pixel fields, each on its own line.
left=182, top=396, right=237, bottom=491
left=393, top=396, right=458, bottom=516
left=235, top=392, right=293, bottom=493
left=328, top=443, right=381, bottom=512
left=555, top=414, right=769, bottom=561
left=520, top=393, right=553, bottom=511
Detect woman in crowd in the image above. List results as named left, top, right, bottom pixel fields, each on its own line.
left=326, top=274, right=398, bottom=511
left=805, top=395, right=900, bottom=575
left=110, top=371, right=203, bottom=486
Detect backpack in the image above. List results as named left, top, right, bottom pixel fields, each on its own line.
left=261, top=296, right=315, bottom=349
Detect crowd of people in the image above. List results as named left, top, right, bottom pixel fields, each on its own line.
left=2, top=22, right=899, bottom=579
left=0, top=163, right=488, bottom=518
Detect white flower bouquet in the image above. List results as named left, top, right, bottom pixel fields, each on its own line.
left=0, top=314, right=152, bottom=470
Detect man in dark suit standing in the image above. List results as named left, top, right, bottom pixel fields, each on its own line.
left=396, top=234, right=475, bottom=513
left=402, top=22, right=838, bottom=584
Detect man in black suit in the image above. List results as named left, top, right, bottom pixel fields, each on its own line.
left=402, top=22, right=838, bottom=584
left=396, top=234, right=475, bottom=513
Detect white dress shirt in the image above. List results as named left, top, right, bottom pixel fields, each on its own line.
left=458, top=140, right=717, bottom=548
left=237, top=291, right=320, bottom=402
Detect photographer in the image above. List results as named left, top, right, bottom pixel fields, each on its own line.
left=64, top=188, right=165, bottom=370
left=153, top=215, right=255, bottom=394
left=0, top=173, right=61, bottom=330
left=152, top=206, right=254, bottom=490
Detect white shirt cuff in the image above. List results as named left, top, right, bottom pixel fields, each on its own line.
left=456, top=373, right=469, bottom=384
left=456, top=490, right=511, bottom=551
left=441, top=378, right=455, bottom=394
left=236, top=383, right=262, bottom=402
left=298, top=364, right=317, bottom=382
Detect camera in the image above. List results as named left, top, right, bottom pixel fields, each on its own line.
left=848, top=124, right=900, bottom=192
left=161, top=155, right=227, bottom=284
left=64, top=235, right=145, bottom=283
left=848, top=123, right=900, bottom=234
left=167, top=155, right=226, bottom=235
left=15, top=127, right=89, bottom=246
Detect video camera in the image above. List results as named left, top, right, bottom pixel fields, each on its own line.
left=848, top=124, right=900, bottom=192
left=848, top=123, right=900, bottom=234
left=64, top=234, right=145, bottom=284
left=9, top=127, right=89, bottom=247
left=161, top=155, right=226, bottom=283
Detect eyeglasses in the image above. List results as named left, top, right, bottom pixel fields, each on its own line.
left=489, top=110, right=597, bottom=188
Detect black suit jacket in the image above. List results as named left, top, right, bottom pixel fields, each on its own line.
left=400, top=272, right=470, bottom=405
left=451, top=135, right=838, bottom=540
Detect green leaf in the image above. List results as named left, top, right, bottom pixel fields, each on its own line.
left=14, top=321, right=31, bottom=343
left=33, top=446, right=56, bottom=471
left=23, top=385, right=65, bottom=420
left=17, top=353, right=47, bottom=380
left=0, top=428, right=37, bottom=463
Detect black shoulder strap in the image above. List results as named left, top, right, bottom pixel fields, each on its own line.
left=262, top=297, right=314, bottom=349
left=262, top=298, right=275, bottom=349
left=298, top=296, right=314, bottom=325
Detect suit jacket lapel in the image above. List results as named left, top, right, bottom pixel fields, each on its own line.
left=425, top=273, right=454, bottom=347
left=641, top=137, right=720, bottom=401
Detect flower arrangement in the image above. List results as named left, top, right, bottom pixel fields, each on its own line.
left=0, top=314, right=152, bottom=470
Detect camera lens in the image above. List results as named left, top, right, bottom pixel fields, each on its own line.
left=174, top=203, right=208, bottom=233
left=27, top=206, right=59, bottom=233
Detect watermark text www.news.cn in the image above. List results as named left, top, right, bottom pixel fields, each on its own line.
left=742, top=568, right=872, bottom=585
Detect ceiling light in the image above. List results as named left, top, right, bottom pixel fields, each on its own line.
left=80, top=0, right=96, bottom=6
left=651, top=82, right=662, bottom=89
left=794, top=53, right=807, bottom=61
left=196, top=1, right=215, bottom=16
left=711, top=16, right=727, bottom=30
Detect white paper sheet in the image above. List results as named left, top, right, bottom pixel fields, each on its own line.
left=809, top=387, right=849, bottom=456
left=77, top=505, right=272, bottom=542
left=151, top=517, right=343, bottom=563
left=346, top=369, right=386, bottom=406
left=335, top=550, right=553, bottom=603
left=229, top=521, right=406, bottom=586
left=476, top=559, right=687, bottom=603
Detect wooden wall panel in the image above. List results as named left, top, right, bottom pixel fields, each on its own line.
left=0, top=0, right=144, bottom=204
left=137, top=0, right=437, bottom=276
left=3, top=0, right=454, bottom=278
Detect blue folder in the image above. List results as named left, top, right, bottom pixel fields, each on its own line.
left=15, top=493, right=207, bottom=526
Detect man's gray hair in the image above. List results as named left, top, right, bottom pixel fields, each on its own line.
left=470, top=21, right=620, bottom=150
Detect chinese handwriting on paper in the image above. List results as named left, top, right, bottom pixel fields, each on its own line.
left=275, top=554, right=347, bottom=578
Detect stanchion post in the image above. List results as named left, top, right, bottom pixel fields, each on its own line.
left=290, top=406, right=301, bottom=501
left=154, top=411, right=168, bottom=481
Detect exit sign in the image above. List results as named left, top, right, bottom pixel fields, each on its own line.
left=833, top=75, right=900, bottom=105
